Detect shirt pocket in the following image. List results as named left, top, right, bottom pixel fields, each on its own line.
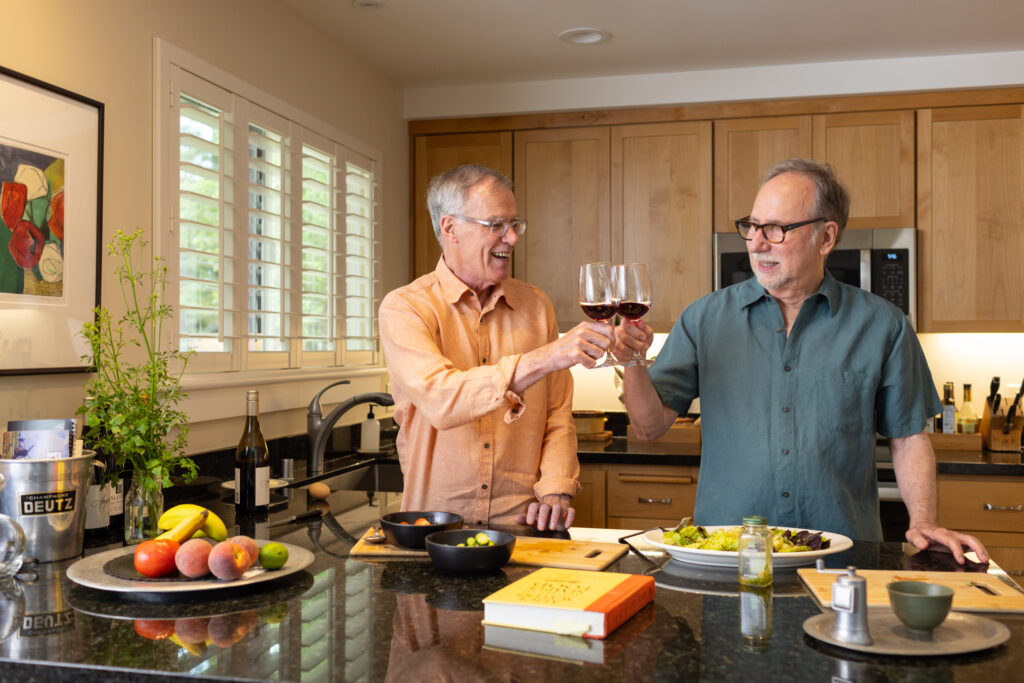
left=814, top=369, right=875, bottom=437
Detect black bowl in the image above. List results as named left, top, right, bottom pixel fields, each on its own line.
left=380, top=511, right=463, bottom=549
left=425, top=529, right=516, bottom=573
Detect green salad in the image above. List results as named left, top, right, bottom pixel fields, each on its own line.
left=662, top=525, right=831, bottom=552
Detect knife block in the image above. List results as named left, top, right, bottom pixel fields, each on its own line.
left=982, top=397, right=1022, bottom=452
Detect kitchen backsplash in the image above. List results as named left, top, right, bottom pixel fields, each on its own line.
left=570, top=333, right=1024, bottom=414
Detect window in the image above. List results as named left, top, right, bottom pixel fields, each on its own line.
left=159, top=52, right=381, bottom=374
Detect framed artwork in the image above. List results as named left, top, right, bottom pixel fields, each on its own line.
left=0, top=66, right=103, bottom=375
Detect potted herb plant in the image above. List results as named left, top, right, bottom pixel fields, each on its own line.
left=78, top=228, right=197, bottom=544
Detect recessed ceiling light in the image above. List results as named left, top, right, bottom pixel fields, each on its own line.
left=352, top=0, right=383, bottom=8
left=558, top=28, right=612, bottom=45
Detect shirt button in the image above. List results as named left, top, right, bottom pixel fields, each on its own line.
left=784, top=365, right=791, bottom=372
left=782, top=449, right=789, bottom=455
left=484, top=443, right=490, bottom=449
left=477, top=520, right=483, bottom=524
left=481, top=484, right=488, bottom=490
left=481, top=357, right=487, bottom=363
left=776, top=327, right=782, bottom=333
left=782, top=491, right=790, bottom=498
left=782, top=406, right=790, bottom=413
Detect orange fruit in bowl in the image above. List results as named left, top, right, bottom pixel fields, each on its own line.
left=414, top=517, right=430, bottom=526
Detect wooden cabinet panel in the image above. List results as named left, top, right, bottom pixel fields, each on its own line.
left=612, top=122, right=713, bottom=331
left=513, top=127, right=611, bottom=330
left=936, top=475, right=1024, bottom=534
left=573, top=463, right=607, bottom=529
left=918, top=106, right=1024, bottom=332
left=412, top=132, right=513, bottom=279
left=812, top=111, right=915, bottom=229
left=605, top=463, right=697, bottom=524
left=713, top=116, right=812, bottom=233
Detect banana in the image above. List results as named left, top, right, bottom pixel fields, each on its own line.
left=169, top=633, right=206, bottom=657
left=158, top=504, right=228, bottom=541
left=156, top=509, right=208, bottom=544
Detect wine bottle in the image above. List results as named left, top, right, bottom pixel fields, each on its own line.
left=235, top=389, right=270, bottom=513
left=82, top=402, right=111, bottom=545
left=957, top=383, right=980, bottom=434
left=941, top=382, right=957, bottom=435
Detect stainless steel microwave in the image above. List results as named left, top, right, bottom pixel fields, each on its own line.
left=714, top=227, right=916, bottom=329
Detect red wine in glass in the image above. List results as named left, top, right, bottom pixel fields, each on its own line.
left=579, top=262, right=617, bottom=367
left=612, top=263, right=652, bottom=367
left=581, top=303, right=618, bottom=321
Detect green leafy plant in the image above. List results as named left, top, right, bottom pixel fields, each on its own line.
left=77, top=228, right=197, bottom=504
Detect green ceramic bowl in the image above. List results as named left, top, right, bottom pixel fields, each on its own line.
left=887, top=580, right=954, bottom=634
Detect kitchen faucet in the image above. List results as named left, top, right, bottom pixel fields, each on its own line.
left=306, top=379, right=394, bottom=475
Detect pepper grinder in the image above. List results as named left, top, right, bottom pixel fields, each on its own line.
left=815, top=559, right=873, bottom=646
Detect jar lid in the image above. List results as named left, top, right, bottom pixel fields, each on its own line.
left=742, top=515, right=768, bottom=525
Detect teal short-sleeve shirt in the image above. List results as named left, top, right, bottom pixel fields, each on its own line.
left=648, top=272, right=941, bottom=541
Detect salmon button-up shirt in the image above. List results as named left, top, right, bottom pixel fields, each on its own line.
left=379, top=259, right=579, bottom=527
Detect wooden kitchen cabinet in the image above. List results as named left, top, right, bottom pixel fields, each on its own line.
left=573, top=463, right=607, bottom=529
left=917, top=105, right=1024, bottom=332
left=411, top=132, right=512, bottom=279
left=713, top=111, right=914, bottom=232
left=612, top=122, right=713, bottom=332
left=714, top=116, right=812, bottom=233
left=604, top=463, right=699, bottom=530
left=513, top=127, right=611, bottom=329
left=937, top=474, right=1024, bottom=573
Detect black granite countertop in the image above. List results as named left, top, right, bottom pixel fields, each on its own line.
left=579, top=436, right=1024, bottom=477
left=1, top=482, right=1023, bottom=682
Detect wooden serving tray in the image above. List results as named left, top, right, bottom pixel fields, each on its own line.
left=350, top=529, right=627, bottom=571
left=798, top=568, right=1024, bottom=613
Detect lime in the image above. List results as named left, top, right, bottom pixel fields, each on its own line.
left=258, top=542, right=289, bottom=570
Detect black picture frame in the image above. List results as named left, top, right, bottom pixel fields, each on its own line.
left=0, top=65, right=104, bottom=375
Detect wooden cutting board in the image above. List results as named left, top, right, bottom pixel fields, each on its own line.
left=350, top=529, right=627, bottom=571
left=798, top=569, right=1024, bottom=613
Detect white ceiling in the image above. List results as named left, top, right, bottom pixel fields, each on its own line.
left=281, top=0, right=1024, bottom=89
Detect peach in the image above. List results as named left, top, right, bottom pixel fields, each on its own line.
left=229, top=535, right=259, bottom=565
left=208, top=540, right=254, bottom=580
left=174, top=617, right=211, bottom=644
left=175, top=538, right=212, bottom=578
left=208, top=610, right=259, bottom=648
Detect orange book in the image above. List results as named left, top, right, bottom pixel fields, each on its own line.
left=481, top=567, right=655, bottom=639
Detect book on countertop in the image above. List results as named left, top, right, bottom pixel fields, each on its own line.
left=482, top=567, right=655, bottom=640
left=2, top=419, right=75, bottom=460
left=484, top=601, right=654, bottom=664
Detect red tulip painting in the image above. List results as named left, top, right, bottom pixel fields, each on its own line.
left=0, top=144, right=65, bottom=296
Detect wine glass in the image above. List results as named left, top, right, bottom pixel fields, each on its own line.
left=578, top=262, right=618, bottom=368
left=612, top=263, right=652, bottom=367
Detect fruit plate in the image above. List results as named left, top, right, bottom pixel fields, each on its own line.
left=66, top=541, right=314, bottom=593
left=642, top=526, right=853, bottom=568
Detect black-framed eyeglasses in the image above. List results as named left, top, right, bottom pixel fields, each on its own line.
left=451, top=214, right=527, bottom=237
left=734, top=216, right=824, bottom=244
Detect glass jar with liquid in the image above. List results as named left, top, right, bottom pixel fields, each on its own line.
left=738, top=515, right=772, bottom=586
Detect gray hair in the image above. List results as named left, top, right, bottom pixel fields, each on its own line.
left=762, top=158, right=850, bottom=243
left=426, top=164, right=514, bottom=244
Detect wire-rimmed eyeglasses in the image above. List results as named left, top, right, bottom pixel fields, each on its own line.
left=734, top=216, right=824, bottom=244
left=451, top=214, right=527, bottom=237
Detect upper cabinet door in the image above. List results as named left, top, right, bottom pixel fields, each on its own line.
left=812, top=111, right=915, bottom=229
left=412, top=132, right=512, bottom=279
left=713, top=116, right=812, bottom=233
left=513, top=127, right=611, bottom=331
left=612, top=121, right=713, bottom=333
left=918, top=106, right=1024, bottom=332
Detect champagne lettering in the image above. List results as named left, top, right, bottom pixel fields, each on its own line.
left=19, top=490, right=76, bottom=516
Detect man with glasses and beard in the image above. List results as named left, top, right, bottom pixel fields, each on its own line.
left=380, top=164, right=613, bottom=531
left=614, top=158, right=987, bottom=563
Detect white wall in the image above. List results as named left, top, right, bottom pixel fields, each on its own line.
left=406, top=49, right=1024, bottom=119
left=0, top=0, right=408, bottom=455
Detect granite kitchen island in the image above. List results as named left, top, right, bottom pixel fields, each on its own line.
left=1, top=484, right=1022, bottom=683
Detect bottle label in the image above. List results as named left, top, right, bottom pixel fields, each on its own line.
left=85, top=484, right=110, bottom=529
left=108, top=478, right=125, bottom=516
left=235, top=467, right=242, bottom=506
left=941, top=405, right=957, bottom=434
left=254, top=466, right=270, bottom=507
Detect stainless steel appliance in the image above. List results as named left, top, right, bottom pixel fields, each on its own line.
left=714, top=227, right=917, bottom=329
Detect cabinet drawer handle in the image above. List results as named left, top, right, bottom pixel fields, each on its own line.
left=982, top=503, right=1023, bottom=512
left=638, top=497, right=672, bottom=505
left=618, top=475, right=694, bottom=485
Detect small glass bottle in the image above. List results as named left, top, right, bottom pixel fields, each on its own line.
left=738, top=515, right=772, bottom=586
left=941, top=381, right=957, bottom=434
left=957, top=383, right=980, bottom=434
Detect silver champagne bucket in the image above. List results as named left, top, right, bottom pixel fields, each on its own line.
left=0, top=451, right=94, bottom=563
